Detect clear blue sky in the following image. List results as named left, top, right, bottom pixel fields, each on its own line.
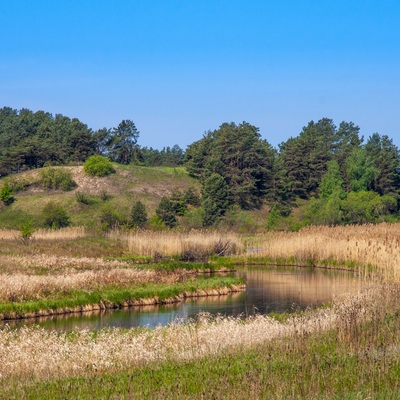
left=1, top=0, right=399, bottom=149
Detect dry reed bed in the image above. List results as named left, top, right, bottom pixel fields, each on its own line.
left=0, top=227, right=87, bottom=241
left=0, top=284, right=396, bottom=380
left=0, top=254, right=133, bottom=275
left=247, top=223, right=400, bottom=281
left=108, top=230, right=243, bottom=257
left=0, top=268, right=160, bottom=302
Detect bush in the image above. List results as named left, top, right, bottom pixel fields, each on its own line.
left=84, top=155, right=115, bottom=177
left=42, top=202, right=70, bottom=229
left=40, top=168, right=76, bottom=191
left=0, top=181, right=14, bottom=206
left=99, top=204, right=122, bottom=231
left=130, top=201, right=148, bottom=229
left=20, top=219, right=35, bottom=242
left=149, top=215, right=166, bottom=231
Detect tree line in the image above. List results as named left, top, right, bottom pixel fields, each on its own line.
left=0, top=107, right=184, bottom=175
left=1, top=106, right=400, bottom=227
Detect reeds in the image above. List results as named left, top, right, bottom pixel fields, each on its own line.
left=246, top=223, right=400, bottom=281
left=109, top=230, right=243, bottom=258
left=0, top=227, right=87, bottom=241
left=0, top=283, right=396, bottom=382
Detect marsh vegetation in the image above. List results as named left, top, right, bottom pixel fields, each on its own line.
left=0, top=224, right=399, bottom=398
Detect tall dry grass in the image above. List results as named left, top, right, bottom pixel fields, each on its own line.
left=0, top=268, right=159, bottom=302
left=246, top=223, right=400, bottom=281
left=0, top=227, right=87, bottom=241
left=109, top=230, right=243, bottom=258
left=0, top=283, right=397, bottom=380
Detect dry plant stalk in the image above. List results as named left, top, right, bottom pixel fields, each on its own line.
left=0, top=268, right=159, bottom=302
left=0, top=227, right=87, bottom=241
left=0, top=284, right=394, bottom=380
left=109, top=230, right=243, bottom=258
left=247, top=223, right=400, bottom=281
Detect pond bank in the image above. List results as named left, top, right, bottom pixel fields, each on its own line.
left=0, top=283, right=246, bottom=321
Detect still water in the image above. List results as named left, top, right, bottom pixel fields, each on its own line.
left=3, top=266, right=366, bottom=331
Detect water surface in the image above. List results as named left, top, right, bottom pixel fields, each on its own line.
left=2, top=266, right=366, bottom=331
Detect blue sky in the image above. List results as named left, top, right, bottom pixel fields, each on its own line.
left=1, top=1, right=399, bottom=149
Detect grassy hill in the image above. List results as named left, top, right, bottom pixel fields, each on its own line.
left=0, top=164, right=201, bottom=230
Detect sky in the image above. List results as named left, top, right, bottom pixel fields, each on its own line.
left=1, top=0, right=399, bottom=149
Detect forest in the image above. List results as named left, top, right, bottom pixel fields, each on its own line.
left=1, top=106, right=400, bottom=228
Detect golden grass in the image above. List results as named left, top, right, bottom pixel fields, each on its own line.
left=0, top=283, right=396, bottom=380
left=246, top=223, right=400, bottom=281
left=109, top=230, right=243, bottom=258
left=0, top=268, right=159, bottom=302
left=2, top=223, right=400, bottom=384
left=0, top=227, right=87, bottom=241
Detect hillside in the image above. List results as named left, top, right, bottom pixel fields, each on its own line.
left=0, top=165, right=200, bottom=230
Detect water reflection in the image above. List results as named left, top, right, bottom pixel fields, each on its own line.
left=1, top=266, right=366, bottom=331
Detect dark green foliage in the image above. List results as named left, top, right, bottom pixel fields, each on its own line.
left=156, top=197, right=178, bottom=228
left=0, top=180, right=14, bottom=205
left=130, top=201, right=148, bottom=228
left=280, top=118, right=336, bottom=199
left=183, top=187, right=201, bottom=207
left=202, top=173, right=229, bottom=226
left=40, top=168, right=77, bottom=191
left=185, top=122, right=275, bottom=211
left=83, top=155, right=115, bottom=177
left=333, top=121, right=363, bottom=191
left=0, top=107, right=94, bottom=175
left=365, top=133, right=400, bottom=197
left=42, top=202, right=70, bottom=228
left=139, top=145, right=184, bottom=167
left=107, top=120, right=140, bottom=164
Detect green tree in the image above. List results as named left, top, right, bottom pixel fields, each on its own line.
left=280, top=118, right=336, bottom=198
left=365, top=133, right=400, bottom=197
left=156, top=197, right=178, bottom=228
left=202, top=173, right=229, bottom=226
left=185, top=122, right=275, bottom=210
left=333, top=121, right=363, bottom=192
left=0, top=180, right=14, bottom=205
left=319, top=160, right=345, bottom=199
left=108, top=120, right=140, bottom=164
left=130, top=201, right=148, bottom=229
left=346, top=148, right=378, bottom=192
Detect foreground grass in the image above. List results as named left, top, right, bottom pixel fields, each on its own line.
left=3, top=308, right=400, bottom=399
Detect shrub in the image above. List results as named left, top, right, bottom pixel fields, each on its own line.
left=42, top=202, right=70, bottom=229
left=130, top=201, right=148, bottom=229
left=149, top=215, right=166, bottom=231
left=99, top=204, right=122, bottom=231
left=75, top=192, right=91, bottom=205
left=40, top=168, right=76, bottom=191
left=0, top=181, right=14, bottom=206
left=20, top=219, right=35, bottom=242
left=84, top=155, right=115, bottom=177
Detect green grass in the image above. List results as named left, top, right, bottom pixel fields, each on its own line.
left=0, top=276, right=243, bottom=318
left=0, top=164, right=200, bottom=229
left=3, top=311, right=400, bottom=399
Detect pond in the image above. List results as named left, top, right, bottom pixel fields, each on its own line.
left=2, top=266, right=366, bottom=331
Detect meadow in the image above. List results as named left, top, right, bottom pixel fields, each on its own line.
left=0, top=224, right=400, bottom=398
